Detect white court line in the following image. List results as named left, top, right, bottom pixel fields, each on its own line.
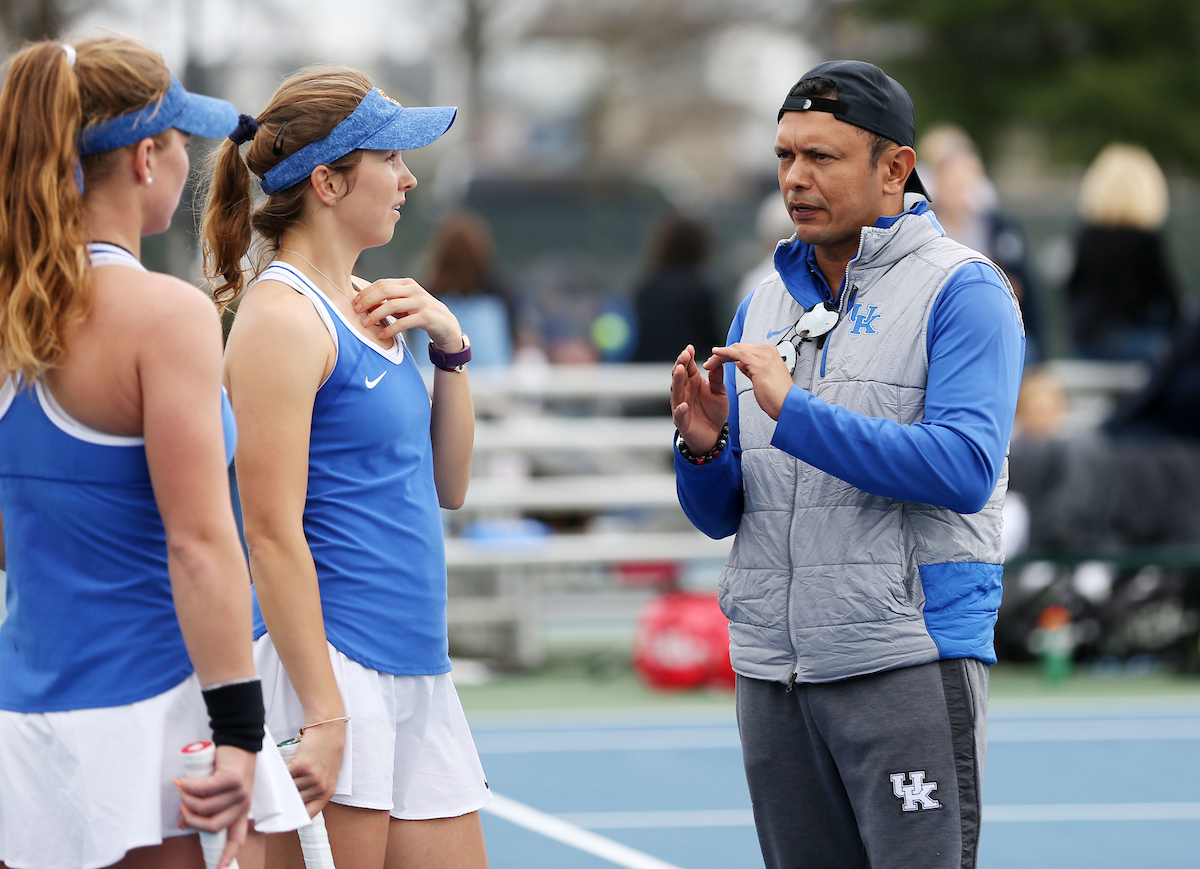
left=984, top=802, right=1200, bottom=822
left=483, top=793, right=687, bottom=869
left=556, top=809, right=755, bottom=829
left=989, top=718, right=1200, bottom=742
left=474, top=727, right=739, bottom=754
left=545, top=804, right=1200, bottom=830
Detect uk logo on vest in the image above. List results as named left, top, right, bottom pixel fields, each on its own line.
left=890, top=771, right=941, bottom=811
left=848, top=303, right=881, bottom=335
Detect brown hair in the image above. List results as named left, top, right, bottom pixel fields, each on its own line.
left=201, top=66, right=372, bottom=310
left=647, top=211, right=710, bottom=273
left=0, top=36, right=169, bottom=381
left=426, top=210, right=495, bottom=298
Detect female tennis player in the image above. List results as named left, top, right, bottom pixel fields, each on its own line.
left=0, top=37, right=307, bottom=869
left=203, top=67, right=488, bottom=869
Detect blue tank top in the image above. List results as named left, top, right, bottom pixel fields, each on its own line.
left=249, top=264, right=450, bottom=676
left=0, top=243, right=237, bottom=712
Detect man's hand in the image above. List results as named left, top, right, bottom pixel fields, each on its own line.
left=707, top=343, right=793, bottom=421
left=670, top=344, right=729, bottom=454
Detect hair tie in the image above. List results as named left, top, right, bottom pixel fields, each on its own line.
left=228, top=113, right=259, bottom=145
left=62, top=45, right=76, bottom=68
left=271, top=120, right=289, bottom=157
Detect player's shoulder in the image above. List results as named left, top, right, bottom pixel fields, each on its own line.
left=100, top=266, right=213, bottom=309
left=232, top=276, right=329, bottom=338
left=225, top=277, right=336, bottom=376
left=94, top=268, right=221, bottom=339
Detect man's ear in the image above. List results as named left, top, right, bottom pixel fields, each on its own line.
left=883, top=145, right=916, bottom=196
left=309, top=165, right=346, bottom=206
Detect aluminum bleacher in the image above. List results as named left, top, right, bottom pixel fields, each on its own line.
left=441, top=359, right=1149, bottom=667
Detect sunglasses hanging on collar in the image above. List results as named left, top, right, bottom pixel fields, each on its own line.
left=775, top=302, right=840, bottom=374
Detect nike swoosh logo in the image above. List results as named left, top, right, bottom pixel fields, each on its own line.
left=365, top=372, right=387, bottom=389
left=766, top=327, right=790, bottom=339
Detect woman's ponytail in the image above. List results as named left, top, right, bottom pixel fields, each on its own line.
left=200, top=138, right=256, bottom=312
left=199, top=67, right=373, bottom=310
left=0, top=42, right=90, bottom=382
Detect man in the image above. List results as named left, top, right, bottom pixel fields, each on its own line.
left=670, top=60, right=1024, bottom=869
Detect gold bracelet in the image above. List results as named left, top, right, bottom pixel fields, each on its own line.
left=298, top=716, right=350, bottom=737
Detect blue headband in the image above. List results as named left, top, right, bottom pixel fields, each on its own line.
left=78, top=75, right=239, bottom=157
left=260, top=88, right=457, bottom=195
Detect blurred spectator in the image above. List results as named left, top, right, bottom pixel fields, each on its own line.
left=1009, top=431, right=1200, bottom=552
left=421, top=210, right=516, bottom=367
left=919, top=125, right=1043, bottom=363
left=1106, top=311, right=1200, bottom=442
left=523, top=257, right=608, bottom=365
left=1002, top=317, right=1200, bottom=668
left=737, top=192, right=798, bottom=300
left=630, top=212, right=723, bottom=362
left=1014, top=367, right=1068, bottom=440
left=1065, top=143, right=1180, bottom=362
left=1008, top=328, right=1200, bottom=554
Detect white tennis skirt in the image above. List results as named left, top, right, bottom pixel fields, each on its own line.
left=0, top=674, right=310, bottom=869
left=255, top=635, right=492, bottom=820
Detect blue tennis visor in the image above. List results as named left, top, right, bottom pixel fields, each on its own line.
left=78, top=74, right=238, bottom=157
left=260, top=88, right=457, bottom=195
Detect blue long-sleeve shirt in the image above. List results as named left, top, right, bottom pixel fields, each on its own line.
left=676, top=205, right=1026, bottom=539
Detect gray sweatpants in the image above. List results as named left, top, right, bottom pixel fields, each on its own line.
left=736, top=659, right=989, bottom=869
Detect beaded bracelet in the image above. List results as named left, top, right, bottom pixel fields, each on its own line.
left=676, top=422, right=730, bottom=466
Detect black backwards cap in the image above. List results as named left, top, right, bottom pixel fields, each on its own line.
left=778, top=59, right=930, bottom=201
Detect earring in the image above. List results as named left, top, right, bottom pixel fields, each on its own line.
left=146, top=176, right=153, bottom=185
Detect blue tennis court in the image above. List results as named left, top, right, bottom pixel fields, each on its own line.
left=469, top=699, right=1200, bottom=869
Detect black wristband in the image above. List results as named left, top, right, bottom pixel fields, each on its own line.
left=202, top=679, right=265, bottom=753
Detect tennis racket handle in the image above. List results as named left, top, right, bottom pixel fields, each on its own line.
left=277, top=739, right=337, bottom=869
left=299, top=811, right=336, bottom=868
left=179, top=741, right=240, bottom=869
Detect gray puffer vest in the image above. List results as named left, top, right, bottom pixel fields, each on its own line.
left=721, top=211, right=1021, bottom=684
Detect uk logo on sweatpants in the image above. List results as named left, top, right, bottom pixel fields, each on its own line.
left=890, top=771, right=942, bottom=811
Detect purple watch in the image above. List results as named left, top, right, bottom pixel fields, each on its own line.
left=428, top=334, right=471, bottom=371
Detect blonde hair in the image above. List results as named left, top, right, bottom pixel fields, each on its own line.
left=1078, top=143, right=1169, bottom=232
left=917, top=124, right=977, bottom=168
left=0, top=36, right=170, bottom=382
left=200, top=66, right=372, bottom=311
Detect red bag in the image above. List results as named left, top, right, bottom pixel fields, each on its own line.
left=632, top=592, right=735, bottom=690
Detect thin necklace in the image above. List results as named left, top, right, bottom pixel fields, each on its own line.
left=279, top=248, right=355, bottom=303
